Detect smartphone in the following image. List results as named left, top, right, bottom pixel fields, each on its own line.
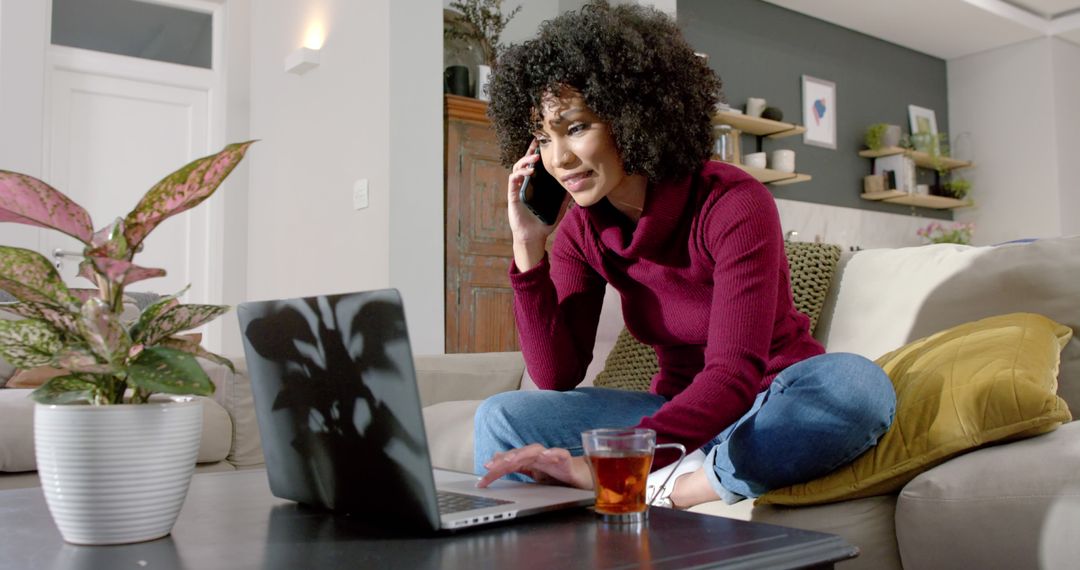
left=519, top=147, right=566, bottom=225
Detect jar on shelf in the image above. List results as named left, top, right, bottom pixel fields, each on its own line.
left=713, top=125, right=740, bottom=163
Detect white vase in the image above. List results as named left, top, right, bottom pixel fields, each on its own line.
left=476, top=64, right=492, bottom=101
left=34, top=397, right=203, bottom=545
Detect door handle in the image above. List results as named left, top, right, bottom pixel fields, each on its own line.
left=52, top=248, right=82, bottom=270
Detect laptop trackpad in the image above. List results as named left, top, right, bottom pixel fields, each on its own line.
left=433, top=469, right=594, bottom=511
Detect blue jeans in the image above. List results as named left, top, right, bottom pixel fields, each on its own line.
left=473, top=352, right=896, bottom=503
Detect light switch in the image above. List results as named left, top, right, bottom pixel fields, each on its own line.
left=353, top=179, right=369, bottom=210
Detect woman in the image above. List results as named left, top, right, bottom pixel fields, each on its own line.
left=474, top=1, right=895, bottom=508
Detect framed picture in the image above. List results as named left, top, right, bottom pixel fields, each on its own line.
left=907, top=105, right=938, bottom=153
left=802, top=76, right=836, bottom=149
left=907, top=105, right=938, bottom=136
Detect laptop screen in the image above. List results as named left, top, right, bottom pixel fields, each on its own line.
left=238, top=289, right=441, bottom=529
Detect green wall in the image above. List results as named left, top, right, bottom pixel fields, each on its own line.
left=680, top=0, right=952, bottom=219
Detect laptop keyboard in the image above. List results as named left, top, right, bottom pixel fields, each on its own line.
left=436, top=490, right=514, bottom=514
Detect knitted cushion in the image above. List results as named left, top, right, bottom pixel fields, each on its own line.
left=592, top=328, right=659, bottom=392
left=593, top=242, right=842, bottom=392
left=784, top=242, right=842, bottom=333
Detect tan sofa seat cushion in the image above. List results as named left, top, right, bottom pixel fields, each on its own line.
left=0, top=389, right=233, bottom=471
left=761, top=313, right=1072, bottom=506
left=895, top=420, right=1080, bottom=570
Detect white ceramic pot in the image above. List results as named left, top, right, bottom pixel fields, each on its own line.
left=34, top=397, right=203, bottom=545
left=476, top=64, right=492, bottom=101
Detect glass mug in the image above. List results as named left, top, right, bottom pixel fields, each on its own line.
left=581, top=428, right=686, bottom=523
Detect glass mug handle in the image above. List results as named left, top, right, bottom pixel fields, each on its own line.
left=647, top=443, right=687, bottom=507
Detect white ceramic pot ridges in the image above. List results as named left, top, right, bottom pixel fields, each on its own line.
left=34, top=398, right=203, bottom=545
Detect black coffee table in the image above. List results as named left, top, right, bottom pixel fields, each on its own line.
left=0, top=470, right=856, bottom=569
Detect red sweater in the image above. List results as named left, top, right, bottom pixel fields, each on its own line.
left=509, top=161, right=824, bottom=461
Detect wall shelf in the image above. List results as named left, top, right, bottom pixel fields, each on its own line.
left=712, top=111, right=805, bottom=139
left=859, top=147, right=974, bottom=171
left=712, top=159, right=812, bottom=186
left=860, top=190, right=969, bottom=210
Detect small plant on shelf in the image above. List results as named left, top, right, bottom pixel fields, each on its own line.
left=942, top=178, right=971, bottom=200
left=864, top=124, right=888, bottom=150
left=864, top=123, right=900, bottom=150
left=917, top=221, right=974, bottom=245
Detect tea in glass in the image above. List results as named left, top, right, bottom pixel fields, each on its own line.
left=581, top=428, right=685, bottom=523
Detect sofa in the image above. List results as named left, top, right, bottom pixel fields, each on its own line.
left=2, top=236, right=1078, bottom=569
left=419, top=235, right=1080, bottom=569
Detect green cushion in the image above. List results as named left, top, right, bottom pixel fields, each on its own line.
left=593, top=242, right=842, bottom=391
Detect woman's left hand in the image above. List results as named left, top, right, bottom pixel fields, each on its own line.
left=476, top=444, right=594, bottom=490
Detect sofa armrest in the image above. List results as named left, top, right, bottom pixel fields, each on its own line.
left=414, top=352, right=524, bottom=408
left=895, top=421, right=1080, bottom=569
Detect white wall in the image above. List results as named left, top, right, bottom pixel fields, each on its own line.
left=245, top=0, right=446, bottom=355
left=217, top=0, right=252, bottom=356
left=948, top=37, right=1070, bottom=245
left=388, top=1, right=443, bottom=355
left=246, top=2, right=391, bottom=302
left=0, top=0, right=48, bottom=252
left=1052, top=38, right=1080, bottom=237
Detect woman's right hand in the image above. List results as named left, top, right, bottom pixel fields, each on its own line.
left=507, top=141, right=567, bottom=272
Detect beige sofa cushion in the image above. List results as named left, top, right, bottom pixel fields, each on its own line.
left=0, top=389, right=232, bottom=471
left=423, top=399, right=483, bottom=473
left=202, top=358, right=264, bottom=468
left=414, top=352, right=524, bottom=407
left=690, top=495, right=901, bottom=570
left=895, top=421, right=1080, bottom=569
left=815, top=236, right=1080, bottom=411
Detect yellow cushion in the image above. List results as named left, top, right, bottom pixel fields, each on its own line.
left=758, top=312, right=1073, bottom=506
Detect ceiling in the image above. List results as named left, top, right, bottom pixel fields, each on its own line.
left=761, top=0, right=1080, bottom=59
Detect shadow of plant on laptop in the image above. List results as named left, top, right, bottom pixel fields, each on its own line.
left=243, top=292, right=432, bottom=525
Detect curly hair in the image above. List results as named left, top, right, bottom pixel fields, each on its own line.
left=486, top=1, right=721, bottom=182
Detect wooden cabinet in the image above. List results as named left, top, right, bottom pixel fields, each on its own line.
left=858, top=147, right=974, bottom=210
left=444, top=95, right=519, bottom=353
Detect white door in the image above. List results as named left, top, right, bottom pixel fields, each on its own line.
left=46, top=62, right=211, bottom=299
left=40, top=0, right=229, bottom=350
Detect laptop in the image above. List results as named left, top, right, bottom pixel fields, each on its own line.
left=237, top=288, right=594, bottom=532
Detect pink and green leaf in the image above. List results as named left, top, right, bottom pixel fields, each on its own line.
left=77, top=298, right=131, bottom=366
left=0, top=246, right=79, bottom=309
left=126, top=346, right=215, bottom=396
left=29, top=375, right=99, bottom=405
left=0, top=301, right=80, bottom=338
left=56, top=347, right=116, bottom=374
left=160, top=334, right=235, bottom=373
left=123, top=141, right=255, bottom=250
left=0, top=319, right=64, bottom=368
left=135, top=303, right=228, bottom=345
left=0, top=171, right=94, bottom=243
left=84, top=256, right=166, bottom=287
left=84, top=218, right=131, bottom=261
left=129, top=288, right=185, bottom=341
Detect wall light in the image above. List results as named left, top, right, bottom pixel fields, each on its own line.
left=284, top=46, right=320, bottom=75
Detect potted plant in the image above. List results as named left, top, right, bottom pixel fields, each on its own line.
left=864, top=123, right=901, bottom=150
left=444, top=0, right=521, bottom=101
left=917, top=221, right=975, bottom=245
left=0, top=141, right=254, bottom=545
left=942, top=178, right=972, bottom=200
